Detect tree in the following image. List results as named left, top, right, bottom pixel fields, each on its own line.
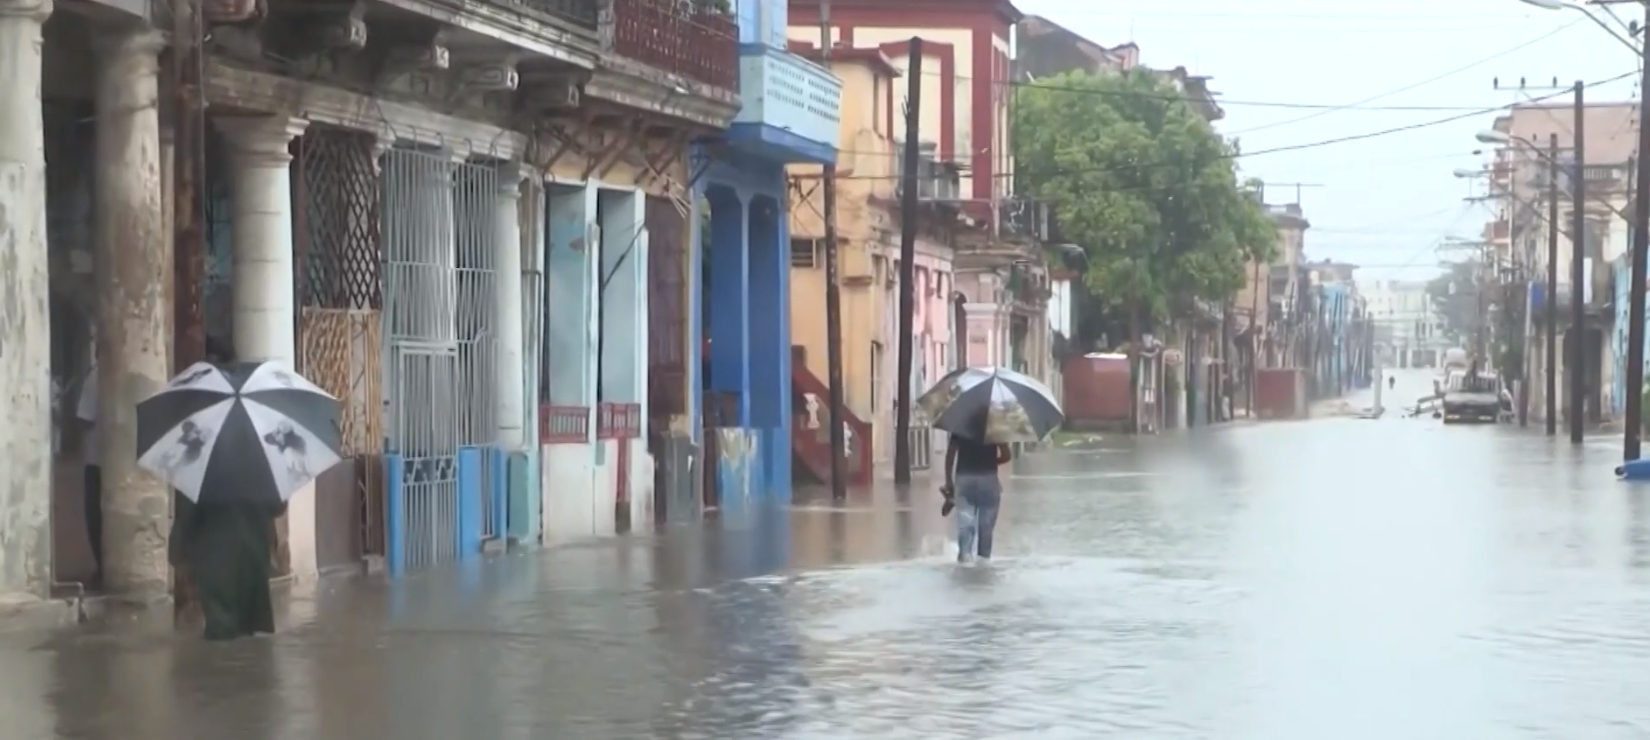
left=1014, top=69, right=1275, bottom=343
left=1425, top=260, right=1479, bottom=348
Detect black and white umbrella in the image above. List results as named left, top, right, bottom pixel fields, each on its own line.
left=914, top=366, right=1064, bottom=443
left=136, top=360, right=343, bottom=506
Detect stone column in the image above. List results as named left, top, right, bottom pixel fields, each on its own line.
left=92, top=24, right=172, bottom=600
left=215, top=116, right=307, bottom=363
left=494, top=163, right=528, bottom=450
left=0, top=0, right=53, bottom=600
left=214, top=115, right=313, bottom=579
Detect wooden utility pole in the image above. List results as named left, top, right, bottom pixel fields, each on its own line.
left=1570, top=80, right=1586, bottom=444
left=892, top=37, right=922, bottom=484
left=819, top=1, right=848, bottom=499
left=1624, top=0, right=1650, bottom=459
left=1547, top=132, right=1559, bottom=436
left=171, top=0, right=207, bottom=371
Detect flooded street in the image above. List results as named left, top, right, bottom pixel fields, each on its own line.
left=7, top=370, right=1650, bottom=739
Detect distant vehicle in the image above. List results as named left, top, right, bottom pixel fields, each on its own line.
left=1441, top=369, right=1501, bottom=424
left=1439, top=347, right=1469, bottom=374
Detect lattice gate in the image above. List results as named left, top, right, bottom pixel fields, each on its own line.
left=646, top=195, right=688, bottom=429
left=380, top=147, right=499, bottom=572
left=291, top=125, right=386, bottom=567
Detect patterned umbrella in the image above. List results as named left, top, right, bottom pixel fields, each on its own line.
left=914, top=366, right=1064, bottom=443
left=135, top=360, right=343, bottom=505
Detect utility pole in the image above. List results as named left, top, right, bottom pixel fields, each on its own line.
left=171, top=0, right=207, bottom=371
left=1624, top=0, right=1650, bottom=460
left=892, top=37, right=923, bottom=485
left=819, top=1, right=848, bottom=499
left=1570, top=79, right=1586, bottom=444
left=1547, top=132, right=1559, bottom=436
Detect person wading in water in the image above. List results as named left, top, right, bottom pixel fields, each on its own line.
left=940, top=436, right=1013, bottom=562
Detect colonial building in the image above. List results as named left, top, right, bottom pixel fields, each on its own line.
left=2, top=0, right=746, bottom=607
left=786, top=0, right=1051, bottom=474
left=692, top=0, right=841, bottom=511
left=783, top=44, right=958, bottom=479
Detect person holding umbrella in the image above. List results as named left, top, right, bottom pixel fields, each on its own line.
left=939, top=436, right=1013, bottom=561
left=915, top=366, right=1064, bottom=563
left=139, top=359, right=343, bottom=640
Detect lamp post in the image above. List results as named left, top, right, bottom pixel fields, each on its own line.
left=1517, top=0, right=1650, bottom=455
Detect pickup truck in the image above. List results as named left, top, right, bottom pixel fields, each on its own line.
left=1441, top=369, right=1503, bottom=424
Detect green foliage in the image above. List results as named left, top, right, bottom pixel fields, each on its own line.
left=1425, top=261, right=1479, bottom=343
left=1013, top=70, right=1276, bottom=324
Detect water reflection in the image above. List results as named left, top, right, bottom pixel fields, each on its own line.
left=12, top=378, right=1650, bottom=738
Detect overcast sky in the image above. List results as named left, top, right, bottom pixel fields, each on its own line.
left=1011, top=0, right=1642, bottom=281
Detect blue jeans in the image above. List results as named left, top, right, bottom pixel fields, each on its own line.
left=954, top=475, right=1002, bottom=560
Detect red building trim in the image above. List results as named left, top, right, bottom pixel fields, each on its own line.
left=790, top=1, right=1009, bottom=209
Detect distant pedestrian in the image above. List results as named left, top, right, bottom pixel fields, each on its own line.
left=1388, top=375, right=1395, bottom=390
left=941, top=435, right=1013, bottom=562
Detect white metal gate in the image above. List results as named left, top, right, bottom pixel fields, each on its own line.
left=381, top=147, right=499, bottom=572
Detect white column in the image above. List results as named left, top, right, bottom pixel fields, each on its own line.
left=215, top=115, right=316, bottom=581
left=215, top=116, right=307, bottom=363
left=494, top=163, right=527, bottom=450
left=0, top=0, right=53, bottom=599
left=92, top=24, right=172, bottom=600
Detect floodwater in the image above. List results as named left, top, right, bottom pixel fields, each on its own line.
left=7, top=368, right=1650, bottom=739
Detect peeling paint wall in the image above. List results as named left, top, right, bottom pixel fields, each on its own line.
left=715, top=429, right=760, bottom=510
left=0, top=5, right=55, bottom=600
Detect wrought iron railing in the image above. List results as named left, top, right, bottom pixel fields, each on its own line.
left=597, top=402, right=643, bottom=439
left=540, top=404, right=590, bottom=443
left=610, top=0, right=738, bottom=89
left=501, top=0, right=599, bottom=29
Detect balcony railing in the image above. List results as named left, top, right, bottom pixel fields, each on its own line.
left=735, top=46, right=842, bottom=151
left=492, top=0, right=599, bottom=30
left=610, top=0, right=738, bottom=90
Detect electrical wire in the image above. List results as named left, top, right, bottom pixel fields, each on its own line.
left=895, top=20, right=1583, bottom=115
left=833, top=70, right=1638, bottom=182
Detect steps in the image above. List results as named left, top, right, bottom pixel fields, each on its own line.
left=790, top=363, right=872, bottom=486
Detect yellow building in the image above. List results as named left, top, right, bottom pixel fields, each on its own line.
left=786, top=46, right=958, bottom=468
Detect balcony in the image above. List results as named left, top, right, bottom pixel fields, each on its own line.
left=489, top=0, right=599, bottom=31
left=728, top=45, right=842, bottom=163
left=894, top=142, right=962, bottom=201
left=610, top=0, right=739, bottom=90
left=998, top=197, right=1050, bottom=242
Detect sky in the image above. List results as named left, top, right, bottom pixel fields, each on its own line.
left=1011, top=0, right=1643, bottom=282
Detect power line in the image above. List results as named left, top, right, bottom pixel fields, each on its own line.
left=914, top=20, right=1586, bottom=115
left=1223, top=19, right=1583, bottom=134
left=834, top=70, right=1637, bottom=182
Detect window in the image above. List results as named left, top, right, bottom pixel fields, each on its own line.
left=790, top=237, right=819, bottom=267
left=872, top=78, right=885, bottom=135
left=870, top=340, right=883, bottom=412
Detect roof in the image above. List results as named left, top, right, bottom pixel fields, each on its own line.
left=1499, top=101, right=1637, bottom=163
left=1018, top=14, right=1138, bottom=70
left=788, top=42, right=901, bottom=78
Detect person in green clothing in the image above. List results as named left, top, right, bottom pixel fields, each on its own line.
left=170, top=494, right=283, bottom=640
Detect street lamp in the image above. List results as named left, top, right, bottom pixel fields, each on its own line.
left=1520, top=0, right=1650, bottom=459
left=1453, top=168, right=1484, bottom=178
left=1476, top=130, right=1511, bottom=146
left=1515, top=0, right=1642, bottom=52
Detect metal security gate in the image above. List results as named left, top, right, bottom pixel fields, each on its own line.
left=292, top=125, right=387, bottom=569
left=381, top=147, right=499, bottom=573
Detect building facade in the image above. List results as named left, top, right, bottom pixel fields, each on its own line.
left=784, top=45, right=957, bottom=478
left=1490, top=102, right=1634, bottom=425
left=2, top=0, right=744, bottom=607
left=692, top=0, right=842, bottom=512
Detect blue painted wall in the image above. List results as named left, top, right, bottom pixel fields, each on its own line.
left=696, top=151, right=792, bottom=503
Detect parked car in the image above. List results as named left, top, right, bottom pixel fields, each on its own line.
left=1441, top=369, right=1502, bottom=424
